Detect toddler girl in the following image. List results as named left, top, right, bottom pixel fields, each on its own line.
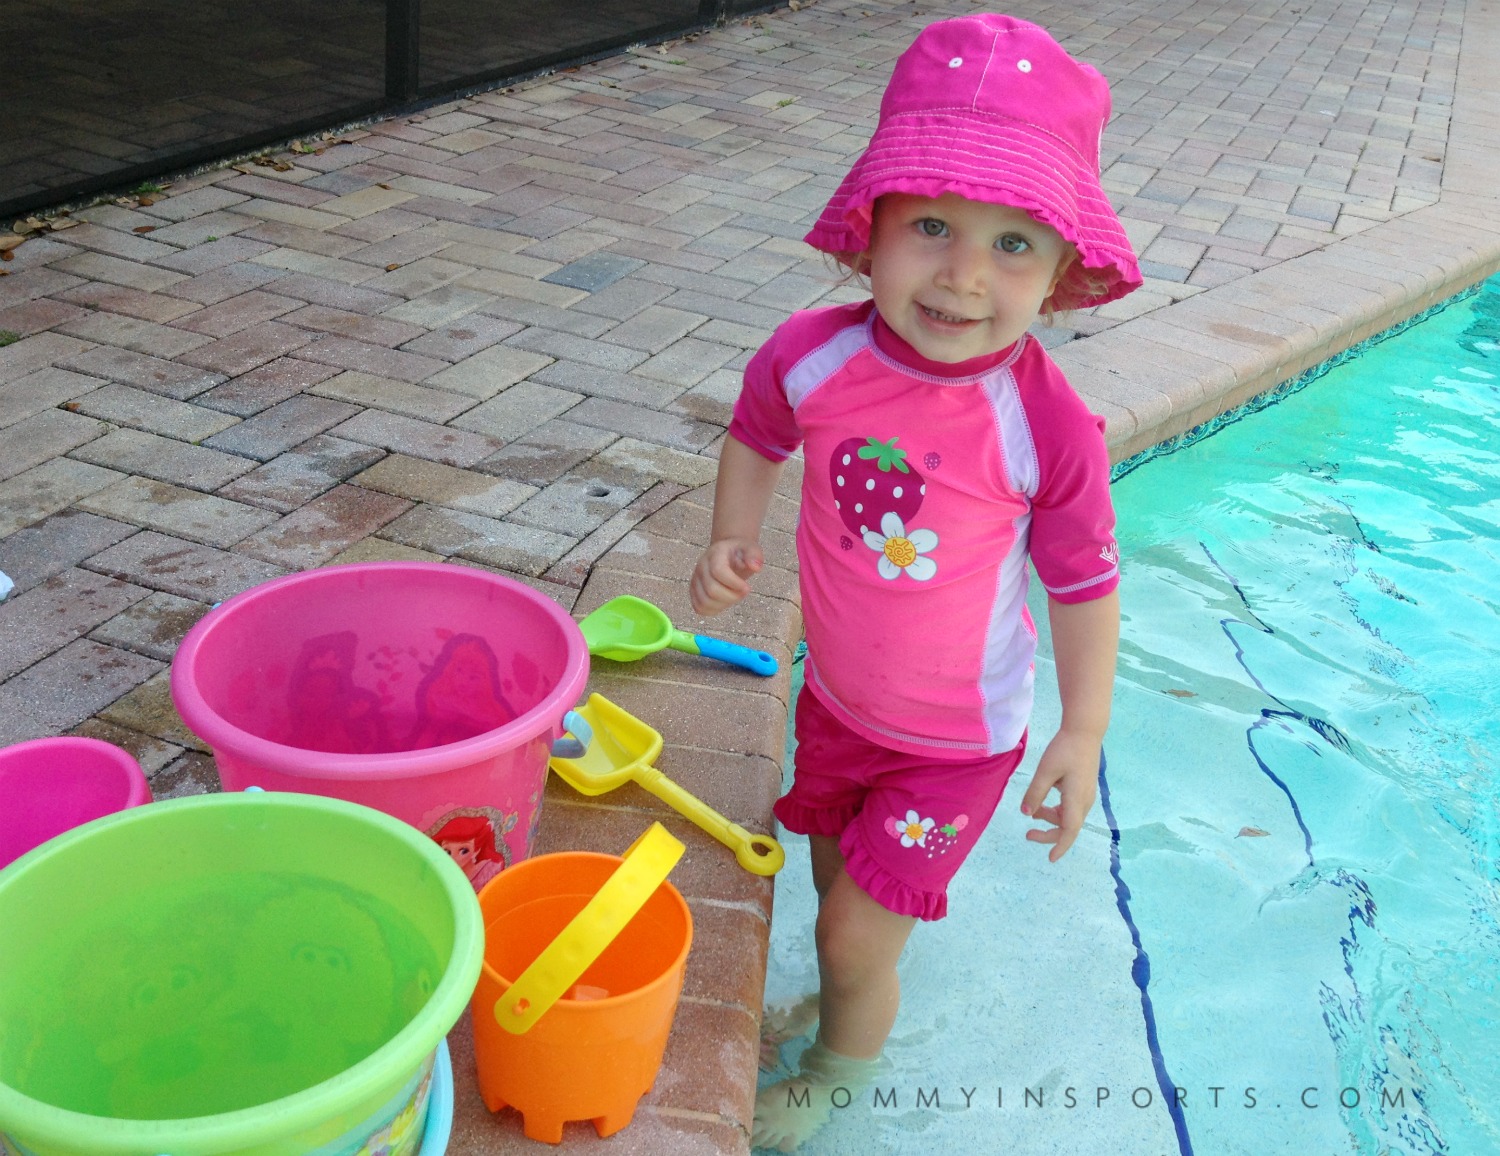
left=689, top=13, right=1141, bottom=1150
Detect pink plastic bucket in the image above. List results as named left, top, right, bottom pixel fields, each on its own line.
left=170, top=562, right=589, bottom=888
left=0, top=737, right=151, bottom=871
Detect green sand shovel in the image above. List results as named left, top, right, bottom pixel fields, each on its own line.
left=579, top=594, right=778, bottom=677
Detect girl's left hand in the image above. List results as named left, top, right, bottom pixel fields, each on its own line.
left=1019, top=729, right=1101, bottom=862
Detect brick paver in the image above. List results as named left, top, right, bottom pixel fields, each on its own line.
left=0, top=639, right=163, bottom=747
left=0, top=510, right=137, bottom=594
left=0, top=568, right=151, bottom=680
left=72, top=383, right=241, bottom=441
left=0, top=367, right=108, bottom=425
left=2, top=0, right=1497, bottom=1152
left=0, top=458, right=123, bottom=537
left=86, top=590, right=212, bottom=662
left=57, top=345, right=224, bottom=399
left=0, top=408, right=107, bottom=482
left=70, top=428, right=257, bottom=491
left=80, top=529, right=288, bottom=605
left=231, top=483, right=413, bottom=569
left=78, top=476, right=280, bottom=547
left=201, top=394, right=361, bottom=461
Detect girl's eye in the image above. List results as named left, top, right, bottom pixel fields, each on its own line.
left=996, top=234, right=1031, bottom=254
left=918, top=218, right=947, bottom=237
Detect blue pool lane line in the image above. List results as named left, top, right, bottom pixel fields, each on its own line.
left=1096, top=749, right=1196, bottom=1156
left=1201, top=541, right=1325, bottom=865
left=1197, top=542, right=1447, bottom=1152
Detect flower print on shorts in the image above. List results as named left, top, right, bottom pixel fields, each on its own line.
left=885, top=809, right=935, bottom=847
left=864, top=511, right=938, bottom=581
left=886, top=811, right=970, bottom=858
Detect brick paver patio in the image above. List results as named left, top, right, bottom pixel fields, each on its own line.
left=2, top=0, right=1498, bottom=1151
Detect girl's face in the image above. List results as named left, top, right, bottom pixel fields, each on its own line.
left=867, top=193, right=1072, bottom=364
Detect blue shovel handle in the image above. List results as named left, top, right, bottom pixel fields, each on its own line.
left=549, top=709, right=593, bottom=759
left=693, top=634, right=778, bottom=677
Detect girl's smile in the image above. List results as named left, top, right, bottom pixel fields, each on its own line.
left=920, top=305, right=976, bottom=325
left=868, top=193, right=1073, bottom=364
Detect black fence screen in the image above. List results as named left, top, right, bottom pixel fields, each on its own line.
left=419, top=0, right=705, bottom=95
left=3, top=0, right=773, bottom=219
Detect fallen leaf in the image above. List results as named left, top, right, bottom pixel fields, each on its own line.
left=378, top=183, right=392, bottom=190
left=137, top=196, right=155, bottom=206
left=385, top=263, right=401, bottom=271
left=1165, top=688, right=1197, bottom=698
left=0, top=235, right=24, bottom=252
left=132, top=225, right=156, bottom=233
left=48, top=218, right=79, bottom=230
left=63, top=402, right=81, bottom=411
left=1, top=251, right=12, bottom=262
left=1236, top=827, right=1270, bottom=838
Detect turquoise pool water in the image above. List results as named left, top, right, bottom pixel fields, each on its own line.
left=758, top=275, right=1500, bottom=1155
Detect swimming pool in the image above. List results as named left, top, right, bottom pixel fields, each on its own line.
left=758, top=275, right=1500, bottom=1155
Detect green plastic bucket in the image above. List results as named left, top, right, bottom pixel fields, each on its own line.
left=0, top=792, right=483, bottom=1156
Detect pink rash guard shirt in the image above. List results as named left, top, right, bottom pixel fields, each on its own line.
left=730, top=299, right=1119, bottom=760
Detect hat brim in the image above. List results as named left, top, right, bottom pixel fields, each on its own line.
left=804, top=111, right=1142, bottom=309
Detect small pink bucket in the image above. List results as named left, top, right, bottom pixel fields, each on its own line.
left=170, top=563, right=589, bottom=889
left=0, top=737, right=151, bottom=871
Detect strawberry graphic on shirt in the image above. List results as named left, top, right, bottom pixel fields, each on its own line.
left=830, top=435, right=926, bottom=539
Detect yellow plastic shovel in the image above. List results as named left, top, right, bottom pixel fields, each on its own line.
left=549, top=693, right=785, bottom=875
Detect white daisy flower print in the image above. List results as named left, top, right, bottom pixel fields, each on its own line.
left=885, top=809, right=936, bottom=848
left=863, top=511, right=938, bottom=581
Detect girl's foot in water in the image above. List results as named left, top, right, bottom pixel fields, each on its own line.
left=759, top=992, right=820, bottom=1071
left=752, top=1037, right=881, bottom=1152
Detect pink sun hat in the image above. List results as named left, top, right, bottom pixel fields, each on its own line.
left=804, top=12, right=1142, bottom=308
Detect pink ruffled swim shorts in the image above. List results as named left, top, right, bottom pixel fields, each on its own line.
left=774, top=682, right=1025, bottom=921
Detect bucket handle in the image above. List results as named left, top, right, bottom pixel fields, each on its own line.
left=549, top=709, right=592, bottom=760
left=495, top=822, right=684, bottom=1035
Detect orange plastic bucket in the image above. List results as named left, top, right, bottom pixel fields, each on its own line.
left=470, top=834, right=693, bottom=1144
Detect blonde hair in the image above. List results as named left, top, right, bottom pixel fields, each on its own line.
left=1044, top=248, right=1113, bottom=319
left=825, top=249, right=871, bottom=288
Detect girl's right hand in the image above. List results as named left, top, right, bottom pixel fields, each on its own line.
left=691, top=538, right=764, bottom=615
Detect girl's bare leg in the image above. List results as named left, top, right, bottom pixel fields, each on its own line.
left=753, top=838, right=917, bottom=1150
left=758, top=836, right=900, bottom=1070
left=808, top=833, right=845, bottom=899
left=813, top=867, right=916, bottom=1059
